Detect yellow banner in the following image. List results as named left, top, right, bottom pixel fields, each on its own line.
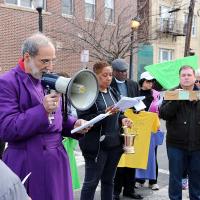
left=118, top=110, right=160, bottom=169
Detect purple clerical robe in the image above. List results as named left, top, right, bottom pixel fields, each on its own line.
left=0, top=65, right=77, bottom=200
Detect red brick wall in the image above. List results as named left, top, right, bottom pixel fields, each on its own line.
left=0, top=0, right=137, bottom=75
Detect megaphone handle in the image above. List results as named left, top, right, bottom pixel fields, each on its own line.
left=45, top=87, right=56, bottom=124
left=48, top=113, right=54, bottom=124
left=43, top=84, right=51, bottom=95
left=46, top=86, right=51, bottom=94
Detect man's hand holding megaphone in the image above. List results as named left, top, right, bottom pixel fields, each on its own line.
left=43, top=92, right=92, bottom=134
left=43, top=92, right=61, bottom=113
left=41, top=70, right=99, bottom=111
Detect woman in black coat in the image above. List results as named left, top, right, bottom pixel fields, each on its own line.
left=77, top=61, right=132, bottom=200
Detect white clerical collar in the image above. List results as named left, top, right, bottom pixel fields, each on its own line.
left=115, top=78, right=125, bottom=84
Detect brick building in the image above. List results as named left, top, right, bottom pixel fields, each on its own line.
left=0, top=0, right=138, bottom=76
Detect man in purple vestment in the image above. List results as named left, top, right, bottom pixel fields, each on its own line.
left=0, top=33, right=87, bottom=200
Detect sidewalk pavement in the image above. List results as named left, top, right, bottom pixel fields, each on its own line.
left=74, top=184, right=189, bottom=200
left=138, top=185, right=189, bottom=200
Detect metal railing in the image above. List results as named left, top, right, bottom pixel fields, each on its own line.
left=156, top=18, right=186, bottom=36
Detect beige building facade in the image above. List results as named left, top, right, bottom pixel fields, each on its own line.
left=149, top=0, right=200, bottom=65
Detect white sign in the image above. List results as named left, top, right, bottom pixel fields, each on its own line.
left=81, top=50, right=89, bottom=63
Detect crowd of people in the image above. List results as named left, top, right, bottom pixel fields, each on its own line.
left=0, top=32, right=200, bottom=200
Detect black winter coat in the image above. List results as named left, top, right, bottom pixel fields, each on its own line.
left=159, top=85, right=200, bottom=151
left=77, top=87, right=124, bottom=159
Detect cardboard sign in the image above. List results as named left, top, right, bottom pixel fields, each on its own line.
left=164, top=90, right=200, bottom=101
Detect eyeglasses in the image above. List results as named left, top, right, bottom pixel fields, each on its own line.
left=195, top=80, right=200, bottom=84
left=40, top=59, right=56, bottom=65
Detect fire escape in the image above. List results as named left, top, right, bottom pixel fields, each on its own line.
left=157, top=17, right=186, bottom=38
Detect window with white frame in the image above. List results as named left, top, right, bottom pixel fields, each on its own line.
left=192, top=16, right=196, bottom=36
left=159, top=48, right=173, bottom=63
left=6, top=0, right=17, bottom=4
left=159, top=5, right=175, bottom=31
left=85, top=0, right=95, bottom=20
left=184, top=14, right=196, bottom=37
left=5, top=0, right=46, bottom=9
left=105, top=0, right=114, bottom=23
left=6, top=0, right=32, bottom=8
left=62, top=0, right=73, bottom=16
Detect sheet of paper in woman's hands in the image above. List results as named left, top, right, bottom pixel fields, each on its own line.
left=71, top=112, right=110, bottom=134
left=133, top=100, right=146, bottom=111
left=114, top=96, right=146, bottom=111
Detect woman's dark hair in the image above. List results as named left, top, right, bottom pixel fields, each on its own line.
left=139, top=78, right=156, bottom=88
left=153, top=80, right=163, bottom=91
left=138, top=78, right=145, bottom=87
left=93, top=61, right=110, bottom=74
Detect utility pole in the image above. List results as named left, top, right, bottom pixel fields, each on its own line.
left=184, top=0, right=195, bottom=57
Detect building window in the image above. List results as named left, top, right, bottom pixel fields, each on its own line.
left=159, top=5, right=175, bottom=31
left=5, top=0, right=46, bottom=9
left=6, top=0, right=32, bottom=8
left=62, top=0, right=73, bottom=16
left=192, top=16, right=196, bottom=36
left=6, top=0, right=17, bottom=4
left=85, top=0, right=95, bottom=20
left=105, top=0, right=114, bottom=23
left=159, top=48, right=173, bottom=63
left=184, top=14, right=196, bottom=37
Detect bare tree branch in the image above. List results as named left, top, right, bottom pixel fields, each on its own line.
left=47, top=2, right=158, bottom=63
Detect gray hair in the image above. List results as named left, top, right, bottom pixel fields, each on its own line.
left=22, top=32, right=54, bottom=57
left=195, top=68, right=200, bottom=77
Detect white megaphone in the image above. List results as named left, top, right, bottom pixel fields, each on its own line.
left=41, top=69, right=99, bottom=111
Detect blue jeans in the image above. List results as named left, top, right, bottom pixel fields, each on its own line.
left=80, top=147, right=122, bottom=200
left=167, top=146, right=200, bottom=200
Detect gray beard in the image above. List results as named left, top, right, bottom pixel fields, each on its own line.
left=29, top=60, right=42, bottom=79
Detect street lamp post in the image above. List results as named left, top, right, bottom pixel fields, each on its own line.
left=35, top=0, right=44, bottom=32
left=129, top=18, right=140, bottom=80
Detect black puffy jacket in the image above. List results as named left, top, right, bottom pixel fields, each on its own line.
left=160, top=86, right=200, bottom=151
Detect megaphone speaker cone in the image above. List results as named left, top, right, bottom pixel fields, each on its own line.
left=67, top=70, right=99, bottom=111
